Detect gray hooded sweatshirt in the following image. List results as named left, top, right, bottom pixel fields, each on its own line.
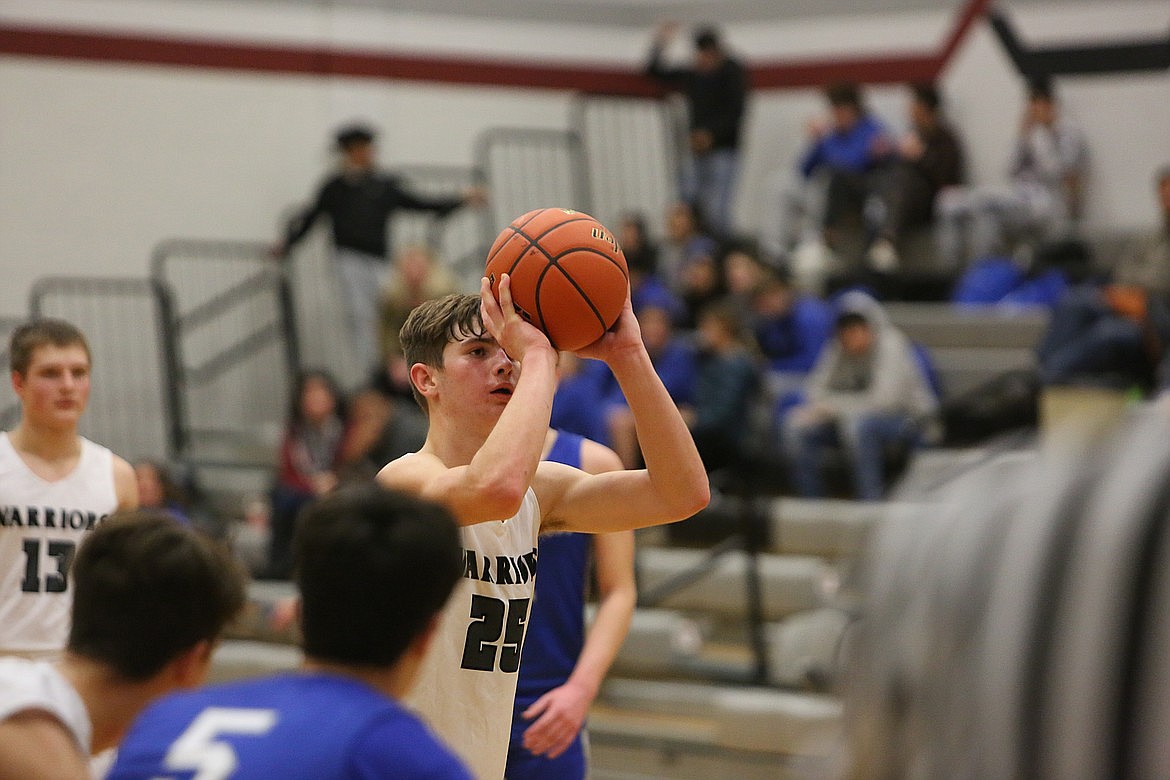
left=805, top=291, right=939, bottom=428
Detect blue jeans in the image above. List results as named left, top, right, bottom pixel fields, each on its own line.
left=334, top=248, right=388, bottom=374
left=681, top=148, right=739, bottom=238
left=783, top=410, right=921, bottom=501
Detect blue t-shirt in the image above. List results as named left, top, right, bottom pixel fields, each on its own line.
left=754, top=295, right=834, bottom=373
left=107, top=672, right=472, bottom=780
left=800, top=113, right=890, bottom=178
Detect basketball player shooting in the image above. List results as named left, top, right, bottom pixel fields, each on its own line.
left=377, top=272, right=709, bottom=779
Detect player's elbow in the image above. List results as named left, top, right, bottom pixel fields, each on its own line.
left=668, top=480, right=711, bottom=521
left=477, top=477, right=529, bottom=521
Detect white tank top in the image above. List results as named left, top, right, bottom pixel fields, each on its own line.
left=0, top=433, right=118, bottom=657
left=406, top=488, right=541, bottom=780
left=0, top=657, right=91, bottom=754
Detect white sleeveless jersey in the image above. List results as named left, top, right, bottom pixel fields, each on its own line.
left=0, top=433, right=118, bottom=657
left=406, top=488, right=541, bottom=780
left=0, top=657, right=91, bottom=754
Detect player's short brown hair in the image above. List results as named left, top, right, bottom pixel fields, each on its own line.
left=398, top=293, right=486, bottom=412
left=9, top=318, right=90, bottom=377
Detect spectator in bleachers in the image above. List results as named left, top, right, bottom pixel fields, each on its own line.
left=551, top=353, right=617, bottom=448
left=621, top=212, right=685, bottom=323
left=1037, top=165, right=1170, bottom=392
left=607, top=302, right=697, bottom=469
left=752, top=270, right=834, bottom=375
left=272, top=123, right=486, bottom=374
left=782, top=291, right=939, bottom=501
left=264, top=369, right=347, bottom=580
left=689, top=303, right=760, bottom=474
left=132, top=459, right=193, bottom=526
left=936, top=77, right=1088, bottom=271
left=866, top=83, right=967, bottom=274
left=658, top=201, right=719, bottom=298
left=766, top=81, right=893, bottom=267
left=377, top=243, right=460, bottom=401
left=645, top=22, right=749, bottom=238
left=751, top=269, right=835, bottom=428
left=720, top=240, right=770, bottom=319
left=333, top=387, right=427, bottom=485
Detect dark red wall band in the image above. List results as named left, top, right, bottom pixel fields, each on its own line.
left=0, top=0, right=990, bottom=93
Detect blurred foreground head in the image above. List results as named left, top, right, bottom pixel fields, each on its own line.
left=843, top=406, right=1170, bottom=778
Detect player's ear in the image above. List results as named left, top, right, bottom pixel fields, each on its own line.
left=409, top=362, right=437, bottom=399
left=169, top=639, right=216, bottom=689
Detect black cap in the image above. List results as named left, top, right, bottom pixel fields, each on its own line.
left=336, top=124, right=376, bottom=151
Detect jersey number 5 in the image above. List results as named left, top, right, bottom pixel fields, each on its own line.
left=162, top=707, right=278, bottom=780
left=461, top=595, right=530, bottom=673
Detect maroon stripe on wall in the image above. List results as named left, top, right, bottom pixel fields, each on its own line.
left=0, top=1, right=989, bottom=92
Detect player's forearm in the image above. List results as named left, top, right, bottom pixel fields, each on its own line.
left=566, top=588, right=636, bottom=700
left=468, top=347, right=558, bottom=509
left=609, top=350, right=709, bottom=518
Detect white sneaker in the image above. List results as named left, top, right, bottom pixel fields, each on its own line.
left=791, top=239, right=833, bottom=295
left=866, top=238, right=900, bottom=273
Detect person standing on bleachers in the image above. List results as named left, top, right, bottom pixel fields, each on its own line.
left=936, top=77, right=1088, bottom=271
left=646, top=22, right=749, bottom=239
left=272, top=123, right=486, bottom=374
left=782, top=291, right=938, bottom=501
left=0, top=319, right=138, bottom=660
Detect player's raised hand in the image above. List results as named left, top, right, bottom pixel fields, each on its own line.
left=575, top=284, right=642, bottom=365
left=480, top=274, right=551, bottom=363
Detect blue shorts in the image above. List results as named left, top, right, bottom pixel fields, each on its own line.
left=505, top=705, right=587, bottom=780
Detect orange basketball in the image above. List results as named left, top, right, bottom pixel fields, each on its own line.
left=485, top=208, right=629, bottom=351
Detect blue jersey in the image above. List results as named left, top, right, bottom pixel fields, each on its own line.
left=507, top=431, right=591, bottom=780
left=516, top=431, right=590, bottom=704
left=107, top=672, right=473, bottom=780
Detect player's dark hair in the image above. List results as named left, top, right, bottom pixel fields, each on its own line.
left=67, top=511, right=247, bottom=681
left=9, top=318, right=90, bottom=377
left=294, top=484, right=463, bottom=667
left=398, top=293, right=485, bottom=412
left=835, top=311, right=870, bottom=332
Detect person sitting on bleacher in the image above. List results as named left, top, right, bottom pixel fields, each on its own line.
left=781, top=291, right=939, bottom=501
left=935, top=77, right=1088, bottom=272
left=1038, top=165, right=1170, bottom=392
left=865, top=82, right=967, bottom=274
left=606, top=302, right=697, bottom=469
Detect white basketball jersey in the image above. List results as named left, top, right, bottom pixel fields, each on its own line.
left=0, top=657, right=91, bottom=754
left=0, top=433, right=118, bottom=656
left=406, top=488, right=541, bottom=780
